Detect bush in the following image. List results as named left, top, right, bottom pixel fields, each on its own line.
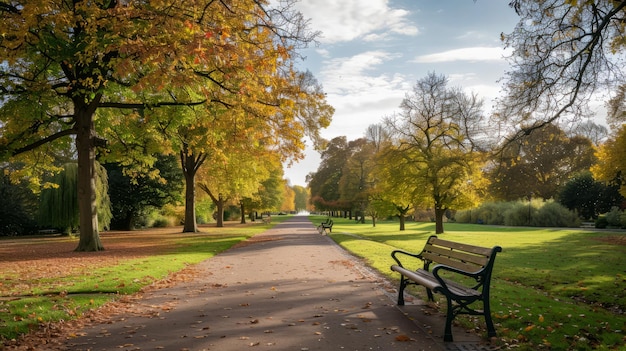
left=151, top=217, right=172, bottom=228
left=595, top=216, right=608, bottom=229
left=532, top=201, right=580, bottom=227
left=605, top=206, right=624, bottom=228
left=503, top=201, right=533, bottom=226
left=457, top=200, right=579, bottom=227
left=474, top=202, right=508, bottom=225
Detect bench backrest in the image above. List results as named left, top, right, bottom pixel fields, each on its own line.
left=420, top=235, right=501, bottom=274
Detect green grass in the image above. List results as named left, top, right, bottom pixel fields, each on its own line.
left=0, top=218, right=289, bottom=343
left=313, top=215, right=626, bottom=350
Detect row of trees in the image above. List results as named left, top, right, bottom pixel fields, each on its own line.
left=0, top=0, right=333, bottom=250
left=0, top=153, right=313, bottom=237
left=308, top=73, right=625, bottom=233
left=310, top=0, right=626, bottom=233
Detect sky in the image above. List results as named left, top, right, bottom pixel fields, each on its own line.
left=283, top=0, right=521, bottom=187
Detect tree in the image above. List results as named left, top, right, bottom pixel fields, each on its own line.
left=498, top=0, right=626, bottom=138
left=592, top=124, right=626, bottom=198
left=197, top=145, right=272, bottom=227
left=280, top=183, right=296, bottom=213
left=0, top=0, right=323, bottom=251
left=253, top=161, right=285, bottom=215
left=384, top=73, right=487, bottom=234
left=606, top=84, right=626, bottom=129
left=105, top=155, right=183, bottom=230
left=38, top=162, right=111, bottom=235
left=572, top=120, right=609, bottom=146
left=489, top=124, right=597, bottom=201
left=292, top=185, right=309, bottom=212
left=369, top=154, right=415, bottom=231
left=0, top=169, right=37, bottom=236
left=338, top=138, right=377, bottom=223
left=308, top=137, right=350, bottom=213
left=558, top=171, right=622, bottom=220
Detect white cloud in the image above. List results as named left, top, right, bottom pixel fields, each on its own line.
left=319, top=51, right=403, bottom=95
left=315, top=48, right=331, bottom=58
left=413, top=47, right=512, bottom=63
left=315, top=51, right=410, bottom=139
left=295, top=0, right=418, bottom=43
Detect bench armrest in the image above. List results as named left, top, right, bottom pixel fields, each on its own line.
left=432, top=263, right=483, bottom=279
left=391, top=249, right=423, bottom=268
left=431, top=264, right=485, bottom=296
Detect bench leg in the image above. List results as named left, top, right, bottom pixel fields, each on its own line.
left=484, top=299, right=497, bottom=338
left=443, top=297, right=454, bottom=342
left=425, top=288, right=434, bottom=302
left=397, top=278, right=407, bottom=305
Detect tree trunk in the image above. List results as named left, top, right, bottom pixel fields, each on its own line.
left=122, top=212, right=135, bottom=231
left=182, top=160, right=198, bottom=233
left=395, top=204, right=410, bottom=231
left=74, top=107, right=104, bottom=252
left=240, top=201, right=246, bottom=224
left=181, top=148, right=206, bottom=233
left=435, top=208, right=446, bottom=234
left=399, top=215, right=406, bottom=231
left=216, top=195, right=225, bottom=227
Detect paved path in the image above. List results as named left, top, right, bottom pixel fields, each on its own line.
left=64, top=216, right=488, bottom=351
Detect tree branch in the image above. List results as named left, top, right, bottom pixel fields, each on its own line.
left=11, top=129, right=76, bottom=156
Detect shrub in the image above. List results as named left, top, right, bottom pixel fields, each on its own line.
left=605, top=206, right=624, bottom=227
left=595, top=216, right=608, bottom=229
left=473, top=202, right=507, bottom=225
left=532, top=201, right=580, bottom=227
left=151, top=217, right=172, bottom=228
left=457, top=200, right=579, bottom=227
left=454, top=209, right=471, bottom=223
left=503, top=201, right=533, bottom=226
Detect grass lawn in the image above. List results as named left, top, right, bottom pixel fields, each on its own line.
left=0, top=216, right=287, bottom=345
left=311, top=215, right=626, bottom=351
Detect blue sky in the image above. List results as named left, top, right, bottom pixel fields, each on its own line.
left=284, top=0, right=520, bottom=186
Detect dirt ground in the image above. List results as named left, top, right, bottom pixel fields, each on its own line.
left=0, top=228, right=182, bottom=286
left=0, top=226, right=233, bottom=350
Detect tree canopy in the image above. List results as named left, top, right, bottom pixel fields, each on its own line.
left=0, top=0, right=330, bottom=250
left=498, top=0, right=626, bottom=138
left=488, top=124, right=597, bottom=201
left=592, top=124, right=626, bottom=198
left=383, top=73, right=487, bottom=233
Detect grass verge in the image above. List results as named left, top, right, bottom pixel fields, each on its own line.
left=312, top=215, right=626, bottom=350
left=0, top=217, right=287, bottom=343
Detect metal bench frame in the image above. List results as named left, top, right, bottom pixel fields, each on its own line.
left=390, top=235, right=502, bottom=342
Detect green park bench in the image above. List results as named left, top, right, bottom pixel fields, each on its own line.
left=390, top=235, right=502, bottom=342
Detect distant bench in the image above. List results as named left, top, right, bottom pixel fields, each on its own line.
left=390, top=235, right=502, bottom=342
left=317, top=218, right=333, bottom=234
left=262, top=216, right=271, bottom=224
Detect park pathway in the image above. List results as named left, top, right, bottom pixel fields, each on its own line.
left=64, top=216, right=489, bottom=351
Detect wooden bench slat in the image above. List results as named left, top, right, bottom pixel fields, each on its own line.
left=420, top=252, right=483, bottom=273
left=430, top=237, right=494, bottom=257
left=423, top=244, right=489, bottom=267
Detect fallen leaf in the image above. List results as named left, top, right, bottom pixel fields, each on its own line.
left=395, top=334, right=411, bottom=342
